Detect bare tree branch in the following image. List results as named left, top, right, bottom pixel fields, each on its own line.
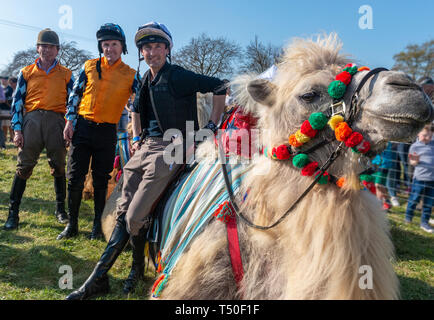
left=1, top=41, right=93, bottom=78
left=172, top=33, right=241, bottom=78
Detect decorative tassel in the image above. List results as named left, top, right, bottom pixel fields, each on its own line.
left=213, top=200, right=235, bottom=223
left=151, top=273, right=168, bottom=298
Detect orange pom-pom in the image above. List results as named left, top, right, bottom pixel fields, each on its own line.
left=335, top=122, right=352, bottom=141
left=336, top=177, right=346, bottom=188
left=358, top=66, right=370, bottom=72
left=289, top=134, right=303, bottom=147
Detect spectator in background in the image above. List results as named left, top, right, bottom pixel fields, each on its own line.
left=1, top=76, right=14, bottom=143
left=373, top=142, right=400, bottom=210
left=405, top=124, right=434, bottom=233
left=0, top=83, right=6, bottom=149
left=397, top=142, right=411, bottom=191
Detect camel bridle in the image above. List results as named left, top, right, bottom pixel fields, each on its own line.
left=221, top=67, right=389, bottom=230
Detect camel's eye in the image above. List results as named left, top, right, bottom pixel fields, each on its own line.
left=300, top=91, right=319, bottom=103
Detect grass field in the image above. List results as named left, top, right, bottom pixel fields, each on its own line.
left=0, top=142, right=433, bottom=300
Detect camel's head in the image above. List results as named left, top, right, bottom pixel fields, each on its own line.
left=240, top=34, right=433, bottom=157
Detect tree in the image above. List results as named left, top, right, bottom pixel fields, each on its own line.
left=1, top=41, right=93, bottom=78
left=172, top=33, right=241, bottom=78
left=392, top=39, right=433, bottom=80
left=240, top=35, right=282, bottom=74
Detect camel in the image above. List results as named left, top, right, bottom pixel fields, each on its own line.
left=102, top=33, right=433, bottom=299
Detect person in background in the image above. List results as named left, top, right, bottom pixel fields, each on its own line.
left=373, top=142, right=400, bottom=210
left=0, top=83, right=6, bottom=149
left=1, top=76, right=14, bottom=143
left=404, top=124, right=434, bottom=233
left=4, top=28, right=74, bottom=230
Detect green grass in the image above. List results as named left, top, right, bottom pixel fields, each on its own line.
left=0, top=142, right=433, bottom=300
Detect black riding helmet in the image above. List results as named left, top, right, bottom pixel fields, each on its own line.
left=96, top=23, right=128, bottom=54
left=95, top=23, right=127, bottom=79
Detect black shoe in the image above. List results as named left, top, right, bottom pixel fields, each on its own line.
left=123, top=227, right=145, bottom=294
left=4, top=175, right=26, bottom=231
left=4, top=211, right=19, bottom=230
left=66, top=274, right=110, bottom=300
left=54, top=175, right=69, bottom=224
left=57, top=188, right=82, bottom=240
left=89, top=188, right=106, bottom=240
left=65, top=214, right=130, bottom=300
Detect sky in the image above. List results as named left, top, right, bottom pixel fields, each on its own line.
left=0, top=0, right=432, bottom=77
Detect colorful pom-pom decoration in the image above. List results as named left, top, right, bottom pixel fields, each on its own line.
left=335, top=122, right=352, bottom=141
left=300, top=120, right=318, bottom=138
left=345, top=132, right=363, bottom=148
left=315, top=171, right=330, bottom=185
left=358, top=66, right=370, bottom=72
left=275, top=145, right=291, bottom=160
left=289, top=134, right=303, bottom=147
left=328, top=80, right=347, bottom=99
left=328, top=115, right=344, bottom=130
left=293, top=153, right=309, bottom=168
left=336, top=177, right=346, bottom=188
left=335, top=71, right=352, bottom=85
left=301, top=161, right=318, bottom=176
left=308, top=112, right=328, bottom=130
left=295, top=130, right=311, bottom=144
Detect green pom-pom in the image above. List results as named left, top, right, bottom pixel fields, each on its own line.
left=351, top=147, right=360, bottom=153
left=308, top=112, right=328, bottom=130
left=359, top=174, right=374, bottom=183
left=328, top=80, right=347, bottom=99
left=293, top=153, right=309, bottom=168
left=344, top=66, right=358, bottom=75
left=317, top=173, right=329, bottom=185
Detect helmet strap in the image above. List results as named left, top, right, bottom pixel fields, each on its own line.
left=97, top=53, right=102, bottom=79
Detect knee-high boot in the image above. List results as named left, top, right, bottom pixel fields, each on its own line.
left=90, top=188, right=106, bottom=240
left=123, top=227, right=146, bottom=294
left=65, top=214, right=130, bottom=300
left=54, top=175, right=69, bottom=224
left=4, top=174, right=27, bottom=230
left=56, top=187, right=82, bottom=240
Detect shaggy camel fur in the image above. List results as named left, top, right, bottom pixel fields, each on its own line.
left=157, top=33, right=433, bottom=299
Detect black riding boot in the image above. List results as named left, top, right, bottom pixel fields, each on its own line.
left=54, top=175, right=69, bottom=224
left=56, top=188, right=82, bottom=240
left=123, top=227, right=146, bottom=294
left=90, top=188, right=106, bottom=240
left=4, top=174, right=27, bottom=230
left=65, top=214, right=130, bottom=300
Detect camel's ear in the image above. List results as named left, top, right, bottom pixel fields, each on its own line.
left=247, top=79, right=276, bottom=107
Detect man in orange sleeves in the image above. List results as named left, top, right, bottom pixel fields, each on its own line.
left=57, top=23, right=140, bottom=240
left=4, top=28, right=74, bottom=230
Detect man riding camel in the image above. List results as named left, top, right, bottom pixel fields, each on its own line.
left=65, top=21, right=226, bottom=300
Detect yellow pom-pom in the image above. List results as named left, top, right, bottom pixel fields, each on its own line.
left=295, top=130, right=310, bottom=144
left=328, top=115, right=344, bottom=131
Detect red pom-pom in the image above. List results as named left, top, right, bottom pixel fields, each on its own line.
left=345, top=132, right=363, bottom=148
left=344, top=63, right=353, bottom=69
left=336, top=71, right=352, bottom=86
left=275, top=145, right=291, bottom=160
left=300, top=120, right=318, bottom=138
left=358, top=140, right=371, bottom=154
left=301, top=161, right=318, bottom=176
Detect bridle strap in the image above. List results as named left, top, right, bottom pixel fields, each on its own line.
left=346, top=67, right=389, bottom=125
left=220, top=142, right=344, bottom=230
